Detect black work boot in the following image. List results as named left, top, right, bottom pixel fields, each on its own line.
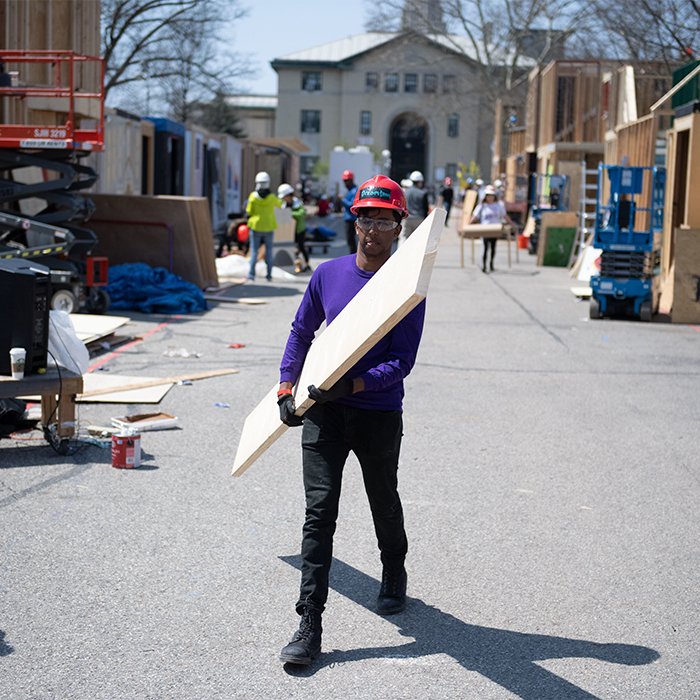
left=279, top=606, right=322, bottom=665
left=376, top=567, right=407, bottom=615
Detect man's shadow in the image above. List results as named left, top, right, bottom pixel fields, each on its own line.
left=279, top=556, right=659, bottom=699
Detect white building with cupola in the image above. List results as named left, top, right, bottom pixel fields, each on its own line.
left=271, top=29, right=493, bottom=188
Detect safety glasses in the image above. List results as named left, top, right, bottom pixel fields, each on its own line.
left=356, top=217, right=400, bottom=232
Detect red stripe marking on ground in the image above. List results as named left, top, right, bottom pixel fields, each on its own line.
left=87, top=316, right=181, bottom=373
left=690, top=325, right=700, bottom=333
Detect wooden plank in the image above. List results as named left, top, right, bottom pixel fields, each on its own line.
left=76, top=375, right=173, bottom=404
left=79, top=369, right=239, bottom=398
left=459, top=190, right=478, bottom=232
left=459, top=223, right=504, bottom=239
left=232, top=208, right=446, bottom=477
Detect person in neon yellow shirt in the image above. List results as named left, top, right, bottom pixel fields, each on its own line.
left=246, top=171, right=283, bottom=281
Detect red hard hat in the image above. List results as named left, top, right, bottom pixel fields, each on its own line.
left=445, top=177, right=452, bottom=185
left=237, top=224, right=250, bottom=242
left=342, top=170, right=354, bottom=180
left=350, top=175, right=409, bottom=219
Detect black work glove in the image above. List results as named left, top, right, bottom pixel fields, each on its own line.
left=278, top=393, right=303, bottom=427
left=308, top=377, right=354, bottom=404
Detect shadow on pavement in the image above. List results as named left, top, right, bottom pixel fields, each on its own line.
left=279, top=556, right=659, bottom=699
left=0, top=630, right=13, bottom=656
left=210, top=281, right=304, bottom=300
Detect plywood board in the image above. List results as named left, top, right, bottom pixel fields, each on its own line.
left=671, top=228, right=700, bottom=323
left=541, top=227, right=577, bottom=267
left=459, top=224, right=504, bottom=239
left=232, top=208, right=446, bottom=476
left=88, top=195, right=217, bottom=289
left=460, top=190, right=478, bottom=232
left=76, top=374, right=173, bottom=404
left=273, top=207, right=295, bottom=243
left=79, top=369, right=238, bottom=398
left=537, top=211, right=578, bottom=266
left=69, top=314, right=131, bottom=343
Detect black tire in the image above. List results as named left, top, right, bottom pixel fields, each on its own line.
left=590, top=296, right=601, bottom=320
left=85, top=288, right=111, bottom=314
left=51, top=289, right=77, bottom=313
left=640, top=300, right=652, bottom=322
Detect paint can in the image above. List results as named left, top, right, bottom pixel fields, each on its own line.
left=111, top=428, right=141, bottom=469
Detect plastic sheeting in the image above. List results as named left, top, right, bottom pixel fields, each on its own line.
left=106, top=263, right=206, bottom=314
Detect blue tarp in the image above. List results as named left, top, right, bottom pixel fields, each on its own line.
left=106, top=263, right=206, bottom=314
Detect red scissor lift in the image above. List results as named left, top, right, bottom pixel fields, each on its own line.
left=0, top=50, right=109, bottom=312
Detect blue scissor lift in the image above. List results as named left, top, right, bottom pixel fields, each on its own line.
left=527, top=173, right=570, bottom=255
left=589, top=165, right=665, bottom=322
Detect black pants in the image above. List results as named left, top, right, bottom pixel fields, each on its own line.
left=483, top=237, right=497, bottom=269
left=295, top=228, right=309, bottom=265
left=296, top=402, right=406, bottom=614
left=345, top=219, right=357, bottom=254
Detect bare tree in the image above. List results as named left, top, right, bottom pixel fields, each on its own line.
left=587, top=0, right=700, bottom=69
left=101, top=0, right=249, bottom=102
left=364, top=0, right=596, bottom=104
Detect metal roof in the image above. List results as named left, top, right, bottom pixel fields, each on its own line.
left=226, top=94, right=278, bottom=109
left=274, top=32, right=398, bottom=65
left=272, top=31, right=534, bottom=69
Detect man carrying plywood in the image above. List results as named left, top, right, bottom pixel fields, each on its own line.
left=277, top=176, right=427, bottom=666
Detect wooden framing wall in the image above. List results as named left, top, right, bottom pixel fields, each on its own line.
left=537, top=61, right=604, bottom=147
left=0, top=0, right=101, bottom=128
left=662, top=112, right=700, bottom=285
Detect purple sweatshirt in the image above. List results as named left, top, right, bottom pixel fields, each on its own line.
left=280, top=254, right=425, bottom=411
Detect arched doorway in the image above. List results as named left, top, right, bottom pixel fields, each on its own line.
left=389, top=114, right=428, bottom=184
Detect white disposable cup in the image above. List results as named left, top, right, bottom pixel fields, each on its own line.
left=10, top=347, right=26, bottom=380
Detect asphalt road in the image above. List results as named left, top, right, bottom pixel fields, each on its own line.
left=1, top=215, right=699, bottom=699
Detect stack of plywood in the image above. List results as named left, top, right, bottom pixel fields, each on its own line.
left=87, top=195, right=218, bottom=289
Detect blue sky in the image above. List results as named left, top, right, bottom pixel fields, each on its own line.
left=230, top=0, right=370, bottom=95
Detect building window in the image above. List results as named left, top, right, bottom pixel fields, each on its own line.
left=446, top=163, right=457, bottom=180
left=424, top=74, right=438, bottom=93
left=300, top=156, right=319, bottom=176
left=302, top=71, right=322, bottom=91
left=448, top=114, right=459, bottom=137
left=366, top=72, right=379, bottom=91
left=405, top=73, right=418, bottom=93
left=301, top=110, right=321, bottom=133
left=385, top=73, right=399, bottom=92
left=443, top=74, right=456, bottom=94
left=360, top=111, right=371, bottom=135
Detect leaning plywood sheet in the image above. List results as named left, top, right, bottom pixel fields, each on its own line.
left=232, top=208, right=446, bottom=476
left=88, top=194, right=217, bottom=289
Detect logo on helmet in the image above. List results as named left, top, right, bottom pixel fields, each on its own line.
left=358, top=186, right=392, bottom=202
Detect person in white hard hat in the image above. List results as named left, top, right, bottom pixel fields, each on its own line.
left=400, top=170, right=429, bottom=246
left=474, top=178, right=485, bottom=203
left=469, top=184, right=514, bottom=273
left=245, top=171, right=283, bottom=282
left=279, top=183, right=311, bottom=273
